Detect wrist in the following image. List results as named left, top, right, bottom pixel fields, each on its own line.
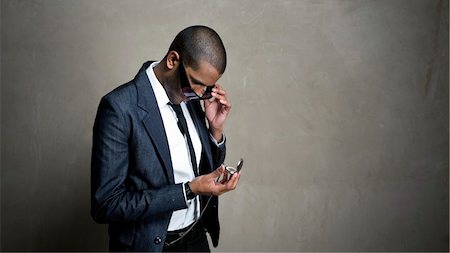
left=209, top=128, right=223, bottom=142
left=186, top=181, right=198, bottom=199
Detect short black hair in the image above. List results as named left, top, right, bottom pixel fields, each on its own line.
left=168, top=25, right=227, bottom=74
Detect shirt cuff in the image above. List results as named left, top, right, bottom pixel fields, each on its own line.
left=182, top=182, right=190, bottom=205
left=209, top=132, right=226, bottom=147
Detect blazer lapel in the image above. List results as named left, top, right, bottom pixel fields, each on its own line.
left=135, top=62, right=174, bottom=184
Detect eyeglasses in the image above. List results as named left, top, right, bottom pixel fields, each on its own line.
left=179, top=62, right=215, bottom=100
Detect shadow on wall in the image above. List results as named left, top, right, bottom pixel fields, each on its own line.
left=2, top=142, right=109, bottom=251
left=34, top=139, right=109, bottom=251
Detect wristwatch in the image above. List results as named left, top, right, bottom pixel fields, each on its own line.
left=184, top=182, right=197, bottom=200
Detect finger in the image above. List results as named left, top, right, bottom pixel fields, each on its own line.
left=214, top=173, right=239, bottom=195
left=220, top=176, right=228, bottom=184
left=217, top=169, right=227, bottom=184
left=212, top=87, right=227, bottom=96
left=212, top=183, right=228, bottom=195
left=226, top=173, right=240, bottom=190
left=212, top=84, right=228, bottom=98
left=211, top=92, right=226, bottom=102
left=220, top=99, right=231, bottom=108
left=231, top=173, right=240, bottom=189
left=204, top=98, right=211, bottom=107
left=217, top=100, right=232, bottom=111
left=211, top=93, right=231, bottom=107
left=204, top=96, right=217, bottom=106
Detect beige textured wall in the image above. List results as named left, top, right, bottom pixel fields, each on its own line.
left=2, top=0, right=448, bottom=251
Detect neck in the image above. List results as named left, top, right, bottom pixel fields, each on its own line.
left=153, top=61, right=186, bottom=104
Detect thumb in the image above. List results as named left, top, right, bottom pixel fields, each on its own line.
left=204, top=98, right=211, bottom=107
left=211, top=165, right=225, bottom=178
left=204, top=97, right=216, bottom=107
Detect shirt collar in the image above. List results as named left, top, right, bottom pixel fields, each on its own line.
left=145, top=61, right=172, bottom=109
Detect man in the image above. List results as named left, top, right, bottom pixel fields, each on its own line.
left=90, top=26, right=240, bottom=252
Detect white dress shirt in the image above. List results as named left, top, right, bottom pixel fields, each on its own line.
left=146, top=62, right=202, bottom=231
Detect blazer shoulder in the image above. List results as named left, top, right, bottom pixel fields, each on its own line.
left=101, top=80, right=138, bottom=108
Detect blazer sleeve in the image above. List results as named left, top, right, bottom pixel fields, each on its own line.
left=90, top=96, right=187, bottom=224
left=209, top=135, right=226, bottom=169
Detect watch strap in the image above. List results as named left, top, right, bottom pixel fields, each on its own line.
left=184, top=182, right=196, bottom=200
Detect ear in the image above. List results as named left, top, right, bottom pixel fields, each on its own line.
left=166, top=51, right=181, bottom=70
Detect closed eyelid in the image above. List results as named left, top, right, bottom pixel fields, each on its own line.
left=190, top=78, right=207, bottom=87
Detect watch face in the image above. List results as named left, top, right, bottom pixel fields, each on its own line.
left=225, top=166, right=237, bottom=175
left=223, top=159, right=244, bottom=181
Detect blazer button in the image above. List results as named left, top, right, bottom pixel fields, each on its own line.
left=154, top=236, right=162, bottom=245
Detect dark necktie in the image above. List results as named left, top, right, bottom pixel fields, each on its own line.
left=170, top=103, right=198, bottom=177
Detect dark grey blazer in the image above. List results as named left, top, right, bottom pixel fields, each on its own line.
left=91, top=61, right=225, bottom=252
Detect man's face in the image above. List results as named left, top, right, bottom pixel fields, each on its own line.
left=178, top=60, right=220, bottom=100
